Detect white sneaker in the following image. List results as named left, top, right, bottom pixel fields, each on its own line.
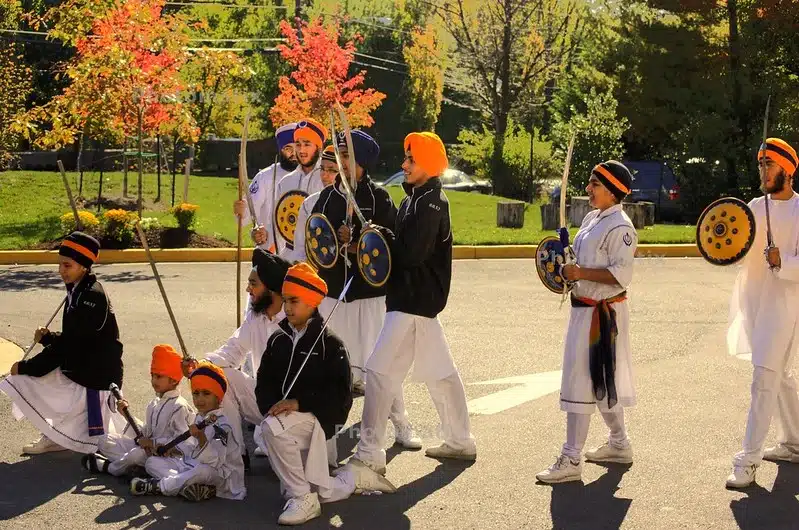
left=585, top=442, right=633, bottom=464
left=348, top=459, right=397, bottom=494
left=536, top=455, right=583, bottom=484
left=23, top=435, right=67, bottom=455
left=393, top=422, right=422, bottom=450
left=726, top=464, right=757, bottom=488
left=763, top=444, right=799, bottom=463
left=254, top=446, right=267, bottom=457
left=277, top=492, right=321, bottom=525
left=425, top=443, right=477, bottom=461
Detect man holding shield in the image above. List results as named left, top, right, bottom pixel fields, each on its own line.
left=536, top=160, right=638, bottom=484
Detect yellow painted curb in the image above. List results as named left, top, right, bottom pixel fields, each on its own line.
left=0, top=244, right=700, bottom=265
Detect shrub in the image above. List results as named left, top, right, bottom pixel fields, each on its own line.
left=60, top=210, right=100, bottom=235
left=171, top=203, right=199, bottom=230
left=139, top=217, right=162, bottom=231
left=102, top=209, right=138, bottom=246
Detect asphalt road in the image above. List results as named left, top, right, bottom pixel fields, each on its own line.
left=0, top=258, right=796, bottom=530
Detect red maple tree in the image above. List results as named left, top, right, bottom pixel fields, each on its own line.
left=269, top=18, right=386, bottom=129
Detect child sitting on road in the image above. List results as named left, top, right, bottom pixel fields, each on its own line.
left=130, top=361, right=246, bottom=501
left=83, top=344, right=194, bottom=476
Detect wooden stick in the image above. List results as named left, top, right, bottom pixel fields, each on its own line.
left=134, top=220, right=190, bottom=359
left=57, top=160, right=82, bottom=231
left=236, top=109, right=251, bottom=328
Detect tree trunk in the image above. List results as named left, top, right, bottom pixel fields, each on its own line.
left=171, top=137, right=178, bottom=207
left=97, top=143, right=105, bottom=213
left=496, top=201, right=525, bottom=228
left=123, top=138, right=129, bottom=197
left=156, top=136, right=162, bottom=203
left=77, top=131, right=85, bottom=198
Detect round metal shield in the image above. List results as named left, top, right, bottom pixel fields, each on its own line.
left=274, top=190, right=309, bottom=245
left=535, top=236, right=571, bottom=294
left=696, top=197, right=756, bottom=265
left=305, top=213, right=338, bottom=270
left=358, top=228, right=391, bottom=288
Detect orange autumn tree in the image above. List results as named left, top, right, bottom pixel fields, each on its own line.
left=269, top=18, right=386, bottom=128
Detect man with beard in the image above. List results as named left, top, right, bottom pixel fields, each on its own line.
left=726, top=138, right=799, bottom=488
left=274, top=118, right=328, bottom=257
left=234, top=122, right=298, bottom=253
left=312, top=129, right=421, bottom=450
left=182, top=248, right=290, bottom=464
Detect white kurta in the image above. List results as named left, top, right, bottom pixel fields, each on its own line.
left=275, top=163, right=324, bottom=257
left=240, top=162, right=293, bottom=252
left=145, top=409, right=246, bottom=500
left=560, top=203, right=638, bottom=414
left=0, top=369, right=125, bottom=453
left=727, top=193, right=799, bottom=371
left=286, top=191, right=321, bottom=264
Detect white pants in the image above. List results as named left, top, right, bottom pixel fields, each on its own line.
left=354, top=312, right=475, bottom=469
left=98, top=433, right=147, bottom=476
left=145, top=456, right=223, bottom=496
left=220, top=367, right=262, bottom=455
left=261, top=412, right=354, bottom=502
left=561, top=410, right=629, bottom=460
left=318, top=297, right=413, bottom=429
left=735, top=364, right=799, bottom=466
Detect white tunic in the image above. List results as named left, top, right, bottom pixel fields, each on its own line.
left=240, top=162, right=293, bottom=252
left=205, top=307, right=283, bottom=378
left=727, top=193, right=799, bottom=371
left=274, top=163, right=324, bottom=257
left=559, top=203, right=638, bottom=414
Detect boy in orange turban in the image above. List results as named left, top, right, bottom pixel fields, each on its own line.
left=255, top=263, right=392, bottom=525
left=726, top=137, right=799, bottom=488
left=83, top=344, right=194, bottom=476
left=342, top=131, right=477, bottom=484
left=131, top=361, right=247, bottom=501
left=274, top=117, right=329, bottom=256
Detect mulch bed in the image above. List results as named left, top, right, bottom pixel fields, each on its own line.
left=28, top=227, right=232, bottom=250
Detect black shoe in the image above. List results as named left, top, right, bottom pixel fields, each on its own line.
left=130, top=478, right=161, bottom=496
left=82, top=453, right=111, bottom=474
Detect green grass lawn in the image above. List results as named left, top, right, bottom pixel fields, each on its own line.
left=0, top=170, right=696, bottom=249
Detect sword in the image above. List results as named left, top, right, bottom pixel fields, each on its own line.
left=558, top=134, right=577, bottom=307
left=109, top=383, right=144, bottom=441
left=760, top=94, right=779, bottom=272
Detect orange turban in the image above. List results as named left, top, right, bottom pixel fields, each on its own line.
left=759, top=138, right=798, bottom=177
left=151, top=344, right=184, bottom=382
left=294, top=118, right=328, bottom=150
left=403, top=132, right=448, bottom=177
left=282, top=262, right=327, bottom=308
left=189, top=361, right=228, bottom=402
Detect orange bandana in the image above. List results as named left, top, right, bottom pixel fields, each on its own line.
left=190, top=361, right=228, bottom=402
left=282, top=262, right=327, bottom=307
left=150, top=344, right=183, bottom=382
left=404, top=132, right=448, bottom=177
left=759, top=138, right=798, bottom=177
left=294, top=118, right=328, bottom=150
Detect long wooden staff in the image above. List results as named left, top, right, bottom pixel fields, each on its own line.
left=134, top=220, right=190, bottom=359
left=236, top=109, right=251, bottom=327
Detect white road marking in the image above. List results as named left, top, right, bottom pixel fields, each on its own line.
left=467, top=370, right=562, bottom=415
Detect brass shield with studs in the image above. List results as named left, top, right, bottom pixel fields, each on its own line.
left=696, top=197, right=756, bottom=265
left=305, top=213, right=338, bottom=270
left=274, top=190, right=309, bottom=245
left=358, top=228, right=391, bottom=288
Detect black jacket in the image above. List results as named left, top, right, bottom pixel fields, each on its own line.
left=18, top=273, right=124, bottom=391
left=311, top=174, right=397, bottom=301
left=384, top=178, right=452, bottom=318
left=255, top=313, right=353, bottom=439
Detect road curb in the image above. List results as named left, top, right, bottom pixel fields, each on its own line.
left=0, top=244, right=700, bottom=265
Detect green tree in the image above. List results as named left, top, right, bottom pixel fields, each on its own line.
left=402, top=25, right=446, bottom=130
left=0, top=43, right=32, bottom=169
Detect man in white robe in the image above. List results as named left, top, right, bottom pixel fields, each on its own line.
left=536, top=160, right=638, bottom=484
left=234, top=122, right=297, bottom=253
left=274, top=118, right=328, bottom=257
left=726, top=138, right=799, bottom=488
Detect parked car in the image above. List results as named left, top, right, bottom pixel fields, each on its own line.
left=549, top=161, right=681, bottom=222
left=378, top=168, right=493, bottom=195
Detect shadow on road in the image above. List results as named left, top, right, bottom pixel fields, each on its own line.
left=730, top=462, right=799, bottom=529
left=0, top=269, right=168, bottom=292
left=0, top=451, right=83, bottom=520
left=543, top=463, right=633, bottom=530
